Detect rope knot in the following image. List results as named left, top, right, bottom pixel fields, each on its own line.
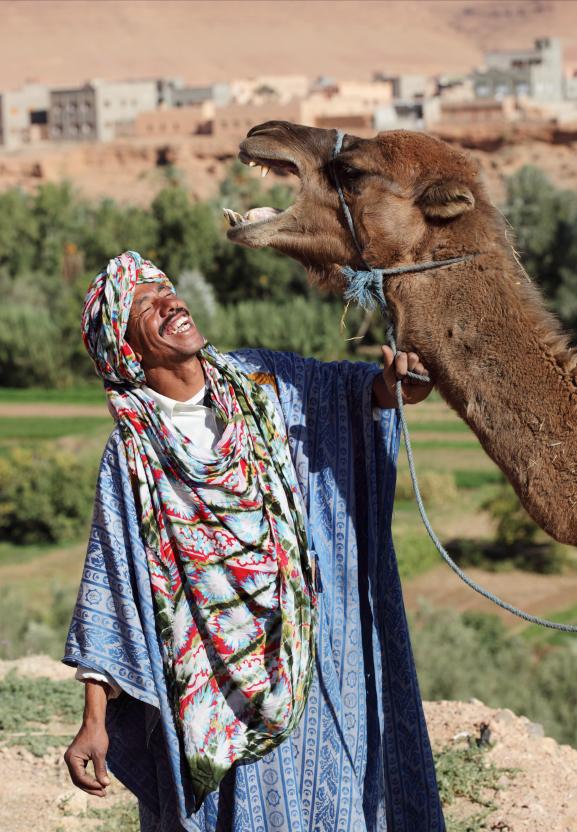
left=341, top=266, right=385, bottom=312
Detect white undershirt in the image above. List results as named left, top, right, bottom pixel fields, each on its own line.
left=75, top=383, right=223, bottom=697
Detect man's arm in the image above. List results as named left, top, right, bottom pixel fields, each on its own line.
left=372, top=346, right=434, bottom=409
left=64, top=680, right=111, bottom=797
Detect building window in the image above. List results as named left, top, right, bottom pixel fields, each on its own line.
left=30, top=110, right=48, bottom=125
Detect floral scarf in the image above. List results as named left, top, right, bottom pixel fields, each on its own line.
left=82, top=252, right=317, bottom=803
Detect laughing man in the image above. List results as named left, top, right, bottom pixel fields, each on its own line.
left=63, top=250, right=445, bottom=831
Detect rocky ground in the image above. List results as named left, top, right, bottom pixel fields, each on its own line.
left=1, top=656, right=576, bottom=831
left=1, top=129, right=577, bottom=208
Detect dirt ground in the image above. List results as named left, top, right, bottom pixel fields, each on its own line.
left=404, top=564, right=577, bottom=628
left=1, top=657, right=577, bottom=831
left=424, top=699, right=577, bottom=831
left=0, top=404, right=108, bottom=418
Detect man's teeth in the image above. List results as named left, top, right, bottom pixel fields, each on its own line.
left=166, top=316, right=192, bottom=335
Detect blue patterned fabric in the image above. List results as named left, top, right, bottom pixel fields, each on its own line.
left=64, top=349, right=445, bottom=832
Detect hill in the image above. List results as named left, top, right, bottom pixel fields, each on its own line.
left=1, top=0, right=577, bottom=91
left=1, top=657, right=576, bottom=831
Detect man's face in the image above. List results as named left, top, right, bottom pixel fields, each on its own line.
left=125, top=282, right=205, bottom=371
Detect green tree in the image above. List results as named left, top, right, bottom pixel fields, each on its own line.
left=0, top=304, right=60, bottom=387
left=80, top=199, right=158, bottom=273
left=504, top=166, right=577, bottom=338
left=207, top=244, right=309, bottom=304
left=0, top=445, right=95, bottom=543
left=206, top=297, right=345, bottom=358
left=209, top=160, right=309, bottom=302
left=31, top=182, right=88, bottom=275
left=151, top=186, right=220, bottom=278
left=0, top=190, right=38, bottom=278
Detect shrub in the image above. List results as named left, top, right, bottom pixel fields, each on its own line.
left=0, top=583, right=78, bottom=660
left=207, top=298, right=347, bottom=359
left=483, top=480, right=538, bottom=548
left=0, top=445, right=96, bottom=544
left=394, top=528, right=440, bottom=579
left=395, top=469, right=457, bottom=506
left=411, top=605, right=577, bottom=747
left=0, top=304, right=60, bottom=387
left=174, top=269, right=218, bottom=332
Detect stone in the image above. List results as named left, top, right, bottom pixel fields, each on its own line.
left=56, top=789, right=88, bottom=815
left=527, top=721, right=545, bottom=738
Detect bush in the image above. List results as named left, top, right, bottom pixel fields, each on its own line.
left=504, top=165, right=577, bottom=340
left=0, top=445, right=96, bottom=544
left=483, top=480, right=539, bottom=548
left=395, top=469, right=457, bottom=506
left=174, top=269, right=218, bottom=332
left=0, top=304, right=61, bottom=387
left=0, top=584, right=78, bottom=660
left=207, top=298, right=347, bottom=359
left=394, top=529, right=440, bottom=579
left=411, top=605, right=577, bottom=747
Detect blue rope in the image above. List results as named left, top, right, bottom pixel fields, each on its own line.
left=333, top=130, right=577, bottom=633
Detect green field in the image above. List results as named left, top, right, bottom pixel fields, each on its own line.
left=0, top=416, right=111, bottom=441
left=0, top=385, right=104, bottom=404
left=0, top=388, right=575, bottom=638
left=1, top=388, right=577, bottom=754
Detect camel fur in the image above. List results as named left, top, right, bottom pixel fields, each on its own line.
left=226, top=122, right=577, bottom=545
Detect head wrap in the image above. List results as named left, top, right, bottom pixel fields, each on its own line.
left=81, top=250, right=174, bottom=386
left=80, top=252, right=316, bottom=806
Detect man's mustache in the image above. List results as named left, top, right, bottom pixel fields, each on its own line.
left=159, top=307, right=190, bottom=336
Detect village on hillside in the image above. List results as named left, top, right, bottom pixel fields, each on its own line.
left=1, top=36, right=577, bottom=156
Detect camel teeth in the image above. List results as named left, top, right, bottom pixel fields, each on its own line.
left=260, top=165, right=270, bottom=178
left=248, top=161, right=256, bottom=167
left=223, top=208, right=244, bottom=227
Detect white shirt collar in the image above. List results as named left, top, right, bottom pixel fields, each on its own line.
left=142, top=384, right=208, bottom=419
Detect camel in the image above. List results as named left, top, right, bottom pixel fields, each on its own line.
left=225, top=121, right=577, bottom=546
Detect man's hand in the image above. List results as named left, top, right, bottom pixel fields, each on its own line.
left=64, top=722, right=110, bottom=797
left=64, top=679, right=111, bottom=797
left=373, top=346, right=435, bottom=409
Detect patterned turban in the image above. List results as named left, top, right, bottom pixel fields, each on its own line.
left=81, top=250, right=174, bottom=386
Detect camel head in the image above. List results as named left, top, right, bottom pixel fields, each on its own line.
left=225, top=120, right=500, bottom=288
left=227, top=122, right=577, bottom=547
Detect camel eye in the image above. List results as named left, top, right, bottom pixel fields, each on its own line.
left=338, top=163, right=363, bottom=180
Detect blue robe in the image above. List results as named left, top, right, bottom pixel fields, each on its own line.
left=63, top=349, right=445, bottom=832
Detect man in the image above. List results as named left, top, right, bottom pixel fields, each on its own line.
left=63, top=251, right=444, bottom=831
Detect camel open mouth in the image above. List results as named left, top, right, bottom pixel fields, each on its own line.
left=224, top=151, right=300, bottom=246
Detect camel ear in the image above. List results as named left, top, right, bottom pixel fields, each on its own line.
left=418, top=181, right=475, bottom=219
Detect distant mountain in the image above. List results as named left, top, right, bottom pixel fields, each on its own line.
left=1, top=0, right=576, bottom=90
